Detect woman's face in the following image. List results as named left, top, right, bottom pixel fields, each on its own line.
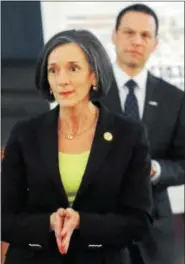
left=47, top=43, right=96, bottom=107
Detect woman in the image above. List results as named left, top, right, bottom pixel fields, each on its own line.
left=2, top=29, right=152, bottom=264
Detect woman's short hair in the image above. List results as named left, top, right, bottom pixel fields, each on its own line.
left=35, top=29, right=113, bottom=102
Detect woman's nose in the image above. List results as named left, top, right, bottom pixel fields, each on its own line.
left=56, top=70, right=71, bottom=86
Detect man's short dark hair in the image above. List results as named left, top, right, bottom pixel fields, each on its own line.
left=115, top=4, right=159, bottom=36
left=35, top=29, right=113, bottom=102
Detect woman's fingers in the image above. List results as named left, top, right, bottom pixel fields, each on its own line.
left=60, top=213, right=74, bottom=254
left=54, top=208, right=79, bottom=255
left=61, top=216, right=72, bottom=237
left=55, top=208, right=65, bottom=238
left=61, top=208, right=77, bottom=236
left=61, top=229, right=73, bottom=254
left=56, top=235, right=63, bottom=252
left=53, top=208, right=65, bottom=253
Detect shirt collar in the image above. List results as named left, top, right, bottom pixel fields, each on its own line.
left=113, top=61, right=148, bottom=92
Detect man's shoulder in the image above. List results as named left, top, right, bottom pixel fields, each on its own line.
left=149, top=72, right=184, bottom=99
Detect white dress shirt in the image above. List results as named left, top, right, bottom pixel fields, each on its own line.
left=113, top=62, right=161, bottom=183
left=113, top=62, right=148, bottom=119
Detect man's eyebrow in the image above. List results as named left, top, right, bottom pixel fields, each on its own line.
left=122, top=27, right=152, bottom=34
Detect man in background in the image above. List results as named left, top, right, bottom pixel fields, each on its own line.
left=104, top=3, right=185, bottom=264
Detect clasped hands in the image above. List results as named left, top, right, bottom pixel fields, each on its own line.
left=50, top=208, right=80, bottom=255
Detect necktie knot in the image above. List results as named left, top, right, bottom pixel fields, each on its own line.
left=125, top=79, right=137, bottom=93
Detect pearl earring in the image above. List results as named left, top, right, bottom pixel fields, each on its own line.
left=50, top=90, right=53, bottom=94
left=92, top=86, right=98, bottom=91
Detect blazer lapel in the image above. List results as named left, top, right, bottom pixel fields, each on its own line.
left=104, top=76, right=123, bottom=115
left=38, top=106, right=69, bottom=206
left=142, top=72, right=161, bottom=134
left=73, top=104, right=115, bottom=207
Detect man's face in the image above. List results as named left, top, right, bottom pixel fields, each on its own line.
left=113, top=11, right=158, bottom=69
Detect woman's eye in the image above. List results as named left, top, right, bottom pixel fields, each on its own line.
left=70, top=66, right=79, bottom=72
left=48, top=68, right=56, bottom=73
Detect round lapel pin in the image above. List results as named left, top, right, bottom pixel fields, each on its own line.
left=104, top=132, right=113, bottom=141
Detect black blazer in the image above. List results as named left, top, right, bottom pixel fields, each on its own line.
left=103, top=72, right=185, bottom=264
left=2, top=104, right=152, bottom=264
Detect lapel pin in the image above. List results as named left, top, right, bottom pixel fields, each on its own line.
left=104, top=132, right=113, bottom=141
left=148, top=101, right=158, bottom=106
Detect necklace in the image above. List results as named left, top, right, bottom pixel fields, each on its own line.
left=58, top=111, right=98, bottom=140
left=67, top=134, right=74, bottom=140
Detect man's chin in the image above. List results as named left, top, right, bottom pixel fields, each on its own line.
left=127, top=61, right=140, bottom=68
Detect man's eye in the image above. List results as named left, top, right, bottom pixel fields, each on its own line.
left=125, top=31, right=134, bottom=35
left=142, top=33, right=151, bottom=39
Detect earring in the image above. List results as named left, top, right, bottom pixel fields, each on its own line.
left=50, top=90, right=53, bottom=95
left=92, top=86, right=98, bottom=91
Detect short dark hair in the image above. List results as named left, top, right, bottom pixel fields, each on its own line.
left=115, top=4, right=159, bottom=36
left=35, top=29, right=113, bottom=102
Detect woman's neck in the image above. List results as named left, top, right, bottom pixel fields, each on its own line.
left=58, top=101, right=98, bottom=136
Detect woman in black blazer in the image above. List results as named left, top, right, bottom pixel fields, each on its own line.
left=2, top=29, right=152, bottom=264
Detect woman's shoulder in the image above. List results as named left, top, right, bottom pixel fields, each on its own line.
left=9, top=107, right=57, bottom=138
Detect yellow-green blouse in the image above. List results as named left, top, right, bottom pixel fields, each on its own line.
left=59, top=151, right=90, bottom=206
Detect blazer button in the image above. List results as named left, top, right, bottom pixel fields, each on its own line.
left=88, top=244, right=102, bottom=248
left=28, top=243, right=42, bottom=249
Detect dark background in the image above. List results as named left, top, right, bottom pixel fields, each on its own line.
left=1, top=1, right=49, bottom=147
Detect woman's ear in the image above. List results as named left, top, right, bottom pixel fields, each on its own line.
left=90, top=72, right=97, bottom=87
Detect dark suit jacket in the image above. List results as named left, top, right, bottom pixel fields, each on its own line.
left=2, top=104, right=152, bottom=264
left=103, top=72, right=185, bottom=264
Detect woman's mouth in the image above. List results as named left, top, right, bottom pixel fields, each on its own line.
left=59, top=91, right=75, bottom=96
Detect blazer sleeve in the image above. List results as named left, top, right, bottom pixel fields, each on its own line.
left=2, top=122, right=51, bottom=247
left=78, top=124, right=152, bottom=248
left=154, top=94, right=185, bottom=188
